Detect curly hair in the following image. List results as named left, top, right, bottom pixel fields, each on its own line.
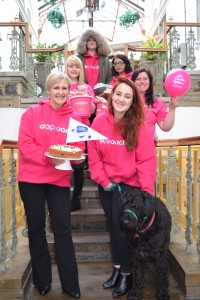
left=131, top=67, right=156, bottom=107
left=108, top=77, right=144, bottom=151
left=111, top=54, right=133, bottom=76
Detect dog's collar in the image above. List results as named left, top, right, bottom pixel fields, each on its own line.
left=124, top=209, right=138, bottom=220
left=133, top=211, right=156, bottom=238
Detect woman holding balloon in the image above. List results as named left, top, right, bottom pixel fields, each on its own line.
left=131, top=67, right=179, bottom=140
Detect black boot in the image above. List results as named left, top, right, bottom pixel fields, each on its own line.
left=112, top=273, right=132, bottom=297
left=71, top=167, right=84, bottom=212
left=102, top=267, right=121, bottom=289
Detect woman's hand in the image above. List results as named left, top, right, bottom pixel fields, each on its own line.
left=96, top=96, right=108, bottom=105
left=52, top=158, right=65, bottom=166
left=169, top=96, right=179, bottom=109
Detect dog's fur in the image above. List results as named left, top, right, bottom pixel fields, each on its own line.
left=119, top=187, right=172, bottom=300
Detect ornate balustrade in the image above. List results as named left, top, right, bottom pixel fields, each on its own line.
left=0, top=22, right=200, bottom=100
left=0, top=137, right=200, bottom=271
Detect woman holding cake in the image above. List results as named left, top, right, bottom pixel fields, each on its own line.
left=17, top=72, right=84, bottom=298
left=88, top=77, right=157, bottom=298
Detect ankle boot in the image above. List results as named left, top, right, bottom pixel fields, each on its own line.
left=102, top=267, right=121, bottom=289
left=112, top=273, right=132, bottom=297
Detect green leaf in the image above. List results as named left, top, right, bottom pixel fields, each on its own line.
left=47, top=8, right=65, bottom=29
left=119, top=9, right=140, bottom=29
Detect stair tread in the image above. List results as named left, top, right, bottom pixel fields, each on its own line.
left=26, top=261, right=181, bottom=300
left=72, top=231, right=109, bottom=243
left=71, top=207, right=104, bottom=215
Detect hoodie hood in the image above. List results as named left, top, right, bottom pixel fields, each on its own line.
left=38, top=98, right=73, bottom=116
left=76, top=28, right=112, bottom=56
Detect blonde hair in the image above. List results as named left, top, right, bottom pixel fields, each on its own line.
left=46, top=72, right=71, bottom=92
left=64, top=55, right=84, bottom=85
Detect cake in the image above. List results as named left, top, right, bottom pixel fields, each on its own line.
left=48, top=144, right=82, bottom=159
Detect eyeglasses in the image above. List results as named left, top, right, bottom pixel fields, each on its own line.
left=113, top=62, right=125, bottom=67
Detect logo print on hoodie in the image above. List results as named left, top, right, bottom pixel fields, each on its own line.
left=100, top=139, right=125, bottom=146
left=40, top=124, right=68, bottom=133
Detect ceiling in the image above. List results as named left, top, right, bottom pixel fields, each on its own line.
left=38, top=0, right=145, bottom=50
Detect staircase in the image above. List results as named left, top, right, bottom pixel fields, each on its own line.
left=44, top=170, right=182, bottom=300
left=0, top=170, right=190, bottom=300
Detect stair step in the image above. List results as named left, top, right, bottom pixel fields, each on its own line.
left=71, top=186, right=99, bottom=200
left=71, top=207, right=107, bottom=232
left=48, top=231, right=111, bottom=262
left=26, top=261, right=182, bottom=300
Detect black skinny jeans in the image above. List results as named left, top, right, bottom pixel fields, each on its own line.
left=18, top=182, right=79, bottom=292
left=98, top=183, right=132, bottom=273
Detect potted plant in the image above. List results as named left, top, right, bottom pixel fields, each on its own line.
left=119, top=9, right=140, bottom=29
left=140, top=36, right=166, bottom=61
left=34, top=43, right=60, bottom=97
left=34, top=42, right=60, bottom=63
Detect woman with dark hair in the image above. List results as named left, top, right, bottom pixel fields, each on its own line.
left=110, top=54, right=133, bottom=87
left=88, top=77, right=157, bottom=298
left=131, top=67, right=179, bottom=140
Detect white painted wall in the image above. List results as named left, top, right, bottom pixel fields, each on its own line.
left=0, top=106, right=199, bottom=142
left=0, top=108, right=26, bottom=141
left=156, top=107, right=200, bottom=139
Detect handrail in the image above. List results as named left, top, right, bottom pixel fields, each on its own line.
left=2, top=21, right=200, bottom=55
left=156, top=136, right=200, bottom=147
left=0, top=140, right=18, bottom=150
left=0, top=137, right=199, bottom=149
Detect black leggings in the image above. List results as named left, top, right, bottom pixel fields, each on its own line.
left=98, top=183, right=132, bottom=273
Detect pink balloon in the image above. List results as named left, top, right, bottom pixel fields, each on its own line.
left=164, top=68, right=191, bottom=97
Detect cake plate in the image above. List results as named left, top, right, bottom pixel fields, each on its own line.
left=45, top=152, right=85, bottom=170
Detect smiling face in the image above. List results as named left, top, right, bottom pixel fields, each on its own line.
left=133, top=71, right=150, bottom=96
left=113, top=57, right=126, bottom=75
left=49, top=79, right=69, bottom=110
left=112, top=82, right=133, bottom=120
left=67, top=64, right=80, bottom=83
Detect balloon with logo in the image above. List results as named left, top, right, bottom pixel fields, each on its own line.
left=164, top=68, right=191, bottom=97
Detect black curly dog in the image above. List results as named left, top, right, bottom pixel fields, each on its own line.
left=119, top=187, right=172, bottom=300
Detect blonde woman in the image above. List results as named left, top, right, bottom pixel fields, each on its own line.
left=65, top=55, right=97, bottom=212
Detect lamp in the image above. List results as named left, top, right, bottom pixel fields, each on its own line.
left=85, top=0, right=99, bottom=11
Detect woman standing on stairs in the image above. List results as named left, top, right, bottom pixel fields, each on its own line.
left=65, top=55, right=96, bottom=212
left=17, top=72, right=84, bottom=299
left=131, top=67, right=179, bottom=141
left=88, top=77, right=157, bottom=298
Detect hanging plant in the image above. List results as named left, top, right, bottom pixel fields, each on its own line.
left=44, top=0, right=59, bottom=5
left=119, top=9, right=140, bottom=29
left=47, top=8, right=65, bottom=29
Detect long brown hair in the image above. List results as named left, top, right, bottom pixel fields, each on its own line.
left=108, top=77, right=144, bottom=151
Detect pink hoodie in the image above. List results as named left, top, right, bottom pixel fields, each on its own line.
left=17, top=99, right=85, bottom=187
left=88, top=110, right=157, bottom=194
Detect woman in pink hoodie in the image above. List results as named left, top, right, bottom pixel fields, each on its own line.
left=17, top=72, right=84, bottom=299
left=88, top=77, right=157, bottom=298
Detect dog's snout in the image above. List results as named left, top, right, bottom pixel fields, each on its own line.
left=123, top=218, right=130, bottom=225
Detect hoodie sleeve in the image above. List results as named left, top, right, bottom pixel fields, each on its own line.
left=88, top=138, right=111, bottom=188
left=18, top=107, right=49, bottom=166
left=135, top=124, right=157, bottom=195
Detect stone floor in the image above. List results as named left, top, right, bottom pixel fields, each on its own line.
left=26, top=261, right=182, bottom=300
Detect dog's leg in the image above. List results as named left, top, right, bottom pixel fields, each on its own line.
left=127, top=254, right=145, bottom=300
left=155, top=255, right=170, bottom=300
